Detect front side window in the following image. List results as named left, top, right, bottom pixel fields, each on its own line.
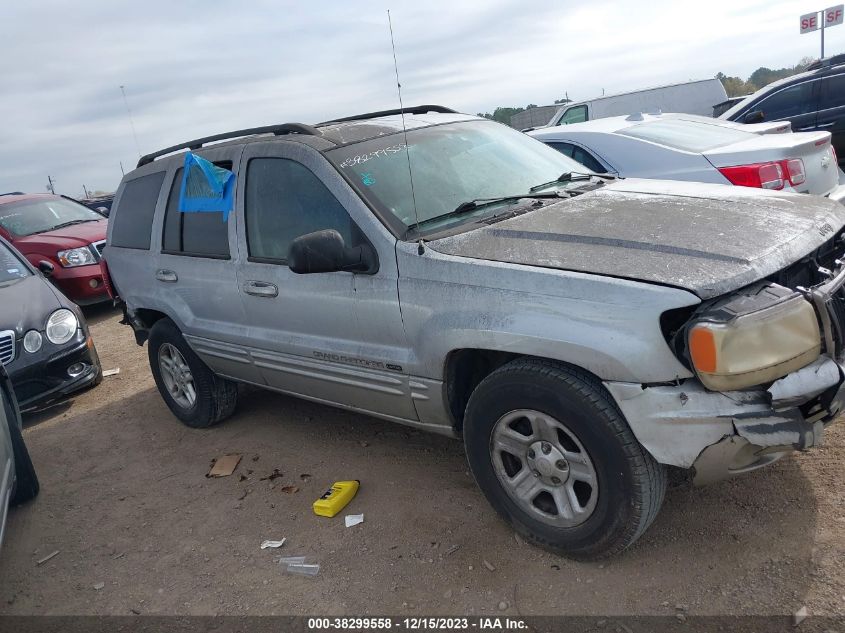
left=546, top=142, right=607, bottom=173
left=0, top=198, right=102, bottom=237
left=245, top=158, right=354, bottom=262
left=755, top=82, right=816, bottom=120
left=557, top=105, right=588, bottom=125
left=326, top=120, right=586, bottom=235
left=0, top=241, right=30, bottom=284
left=162, top=166, right=231, bottom=258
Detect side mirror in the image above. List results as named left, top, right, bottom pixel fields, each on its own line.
left=38, top=260, right=55, bottom=277
left=288, top=229, right=377, bottom=275
left=744, top=110, right=765, bottom=124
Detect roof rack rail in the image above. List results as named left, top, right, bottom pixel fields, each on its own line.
left=137, top=122, right=322, bottom=168
left=318, top=105, right=457, bottom=125
left=0, top=192, right=25, bottom=197
left=806, top=53, right=845, bottom=71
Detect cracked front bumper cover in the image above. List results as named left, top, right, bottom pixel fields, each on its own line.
left=604, top=355, right=844, bottom=484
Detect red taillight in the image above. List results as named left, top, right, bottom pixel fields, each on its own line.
left=718, top=162, right=784, bottom=190
left=718, top=158, right=806, bottom=190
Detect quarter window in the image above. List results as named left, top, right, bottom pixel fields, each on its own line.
left=111, top=171, right=166, bottom=250
left=245, top=158, right=354, bottom=262
left=162, top=165, right=231, bottom=258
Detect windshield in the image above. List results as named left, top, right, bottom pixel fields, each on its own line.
left=326, top=120, right=587, bottom=234
left=0, top=240, right=30, bottom=284
left=0, top=198, right=103, bottom=237
left=618, top=119, right=756, bottom=152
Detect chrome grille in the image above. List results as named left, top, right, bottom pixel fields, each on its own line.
left=0, top=330, right=15, bottom=366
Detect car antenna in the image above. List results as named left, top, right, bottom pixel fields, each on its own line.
left=387, top=9, right=424, bottom=255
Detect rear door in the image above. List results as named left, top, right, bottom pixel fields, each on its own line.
left=816, top=72, right=845, bottom=163
left=154, top=146, right=259, bottom=383
left=233, top=141, right=416, bottom=420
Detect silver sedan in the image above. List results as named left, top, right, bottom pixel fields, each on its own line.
left=529, top=113, right=845, bottom=202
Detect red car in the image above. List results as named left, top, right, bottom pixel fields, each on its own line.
left=0, top=193, right=110, bottom=305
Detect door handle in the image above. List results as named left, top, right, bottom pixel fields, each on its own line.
left=242, top=280, right=278, bottom=298
left=816, top=122, right=836, bottom=128
left=155, top=269, right=178, bottom=283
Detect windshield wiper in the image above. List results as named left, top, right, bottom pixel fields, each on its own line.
left=529, top=171, right=616, bottom=193
left=415, top=193, right=564, bottom=229
left=46, top=219, right=99, bottom=231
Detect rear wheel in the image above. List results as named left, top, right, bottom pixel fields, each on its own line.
left=463, top=358, right=666, bottom=559
left=148, top=319, right=237, bottom=428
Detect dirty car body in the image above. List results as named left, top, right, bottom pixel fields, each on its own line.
left=105, top=108, right=845, bottom=558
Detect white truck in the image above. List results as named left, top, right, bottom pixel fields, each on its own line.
left=514, top=78, right=728, bottom=129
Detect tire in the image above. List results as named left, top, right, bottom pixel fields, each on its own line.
left=148, top=318, right=237, bottom=428
left=463, top=358, right=666, bottom=560
left=8, top=408, right=39, bottom=506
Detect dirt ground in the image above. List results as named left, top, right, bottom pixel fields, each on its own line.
left=0, top=303, right=843, bottom=617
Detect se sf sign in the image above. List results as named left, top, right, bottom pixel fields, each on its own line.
left=801, top=5, right=844, bottom=33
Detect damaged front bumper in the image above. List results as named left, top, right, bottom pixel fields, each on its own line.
left=604, top=355, right=844, bottom=485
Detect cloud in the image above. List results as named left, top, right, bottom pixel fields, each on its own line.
left=0, top=0, right=835, bottom=196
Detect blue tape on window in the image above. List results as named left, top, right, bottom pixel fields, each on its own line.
left=178, top=152, right=235, bottom=220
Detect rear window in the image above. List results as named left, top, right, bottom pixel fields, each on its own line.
left=619, top=119, right=756, bottom=152
left=162, top=165, right=231, bottom=258
left=111, top=171, right=166, bottom=249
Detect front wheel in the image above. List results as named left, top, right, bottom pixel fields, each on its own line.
left=463, top=358, right=666, bottom=560
left=148, top=318, right=238, bottom=428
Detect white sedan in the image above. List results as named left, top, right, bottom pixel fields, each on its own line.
left=528, top=113, right=845, bottom=202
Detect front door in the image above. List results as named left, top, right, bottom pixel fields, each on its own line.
left=233, top=141, right=416, bottom=420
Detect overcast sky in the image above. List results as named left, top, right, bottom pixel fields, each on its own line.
left=0, top=0, right=836, bottom=197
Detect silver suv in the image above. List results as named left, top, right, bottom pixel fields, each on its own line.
left=106, top=106, right=845, bottom=559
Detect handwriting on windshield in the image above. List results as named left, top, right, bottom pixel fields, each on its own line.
left=340, top=144, right=407, bottom=168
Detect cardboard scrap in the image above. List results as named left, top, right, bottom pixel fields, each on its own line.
left=102, top=368, right=120, bottom=377
left=207, top=454, right=242, bottom=478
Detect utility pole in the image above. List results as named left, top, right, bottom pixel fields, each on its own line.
left=46, top=175, right=55, bottom=194
left=119, top=161, right=125, bottom=176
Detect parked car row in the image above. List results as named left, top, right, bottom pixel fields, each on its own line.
left=104, top=105, right=845, bottom=559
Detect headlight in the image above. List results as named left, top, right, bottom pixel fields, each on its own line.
left=688, top=287, right=820, bottom=391
left=57, top=246, right=96, bottom=267
left=46, top=309, right=78, bottom=344
left=23, top=330, right=43, bottom=353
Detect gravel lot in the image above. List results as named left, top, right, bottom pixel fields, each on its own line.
left=0, top=304, right=843, bottom=617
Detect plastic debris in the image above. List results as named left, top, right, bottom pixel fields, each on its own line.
left=793, top=606, right=810, bottom=626
left=445, top=545, right=460, bottom=556
left=284, top=563, right=320, bottom=577
left=345, top=514, right=364, bottom=528
left=102, top=368, right=120, bottom=377
left=278, top=556, right=307, bottom=565
left=93, top=582, right=105, bottom=590
left=207, top=454, right=241, bottom=478
left=36, top=550, right=60, bottom=566
left=483, top=559, right=496, bottom=572
left=260, top=539, right=287, bottom=549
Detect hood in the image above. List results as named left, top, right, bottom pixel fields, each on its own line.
left=13, top=219, right=107, bottom=253
left=0, top=275, right=63, bottom=336
left=428, top=179, right=845, bottom=299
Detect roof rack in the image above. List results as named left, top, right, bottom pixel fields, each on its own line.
left=137, top=122, right=322, bottom=168
left=805, top=53, right=845, bottom=70
left=318, top=105, right=457, bottom=125
left=0, top=192, right=25, bottom=196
